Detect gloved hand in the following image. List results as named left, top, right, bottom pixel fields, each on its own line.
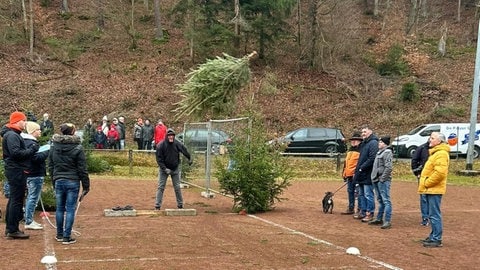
left=165, top=168, right=172, bottom=175
left=79, top=187, right=89, bottom=202
left=30, top=143, right=40, bottom=153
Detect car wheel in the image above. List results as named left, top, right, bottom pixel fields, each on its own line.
left=211, top=144, right=220, bottom=155
left=407, top=146, right=417, bottom=158
left=473, top=146, right=480, bottom=159
left=325, top=145, right=338, bottom=154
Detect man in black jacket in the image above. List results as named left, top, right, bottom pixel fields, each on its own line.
left=352, top=125, right=379, bottom=222
left=48, top=123, right=90, bottom=245
left=154, top=128, right=192, bottom=210
left=1, top=111, right=39, bottom=239
left=411, top=140, right=430, bottom=226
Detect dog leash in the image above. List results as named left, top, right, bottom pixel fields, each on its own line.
left=332, top=181, right=348, bottom=195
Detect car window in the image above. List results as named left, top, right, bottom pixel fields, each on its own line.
left=309, top=128, right=326, bottom=138
left=292, top=129, right=307, bottom=140
left=419, top=125, right=440, bottom=137
left=325, top=129, right=343, bottom=139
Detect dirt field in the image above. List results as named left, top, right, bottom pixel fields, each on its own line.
left=1, top=178, right=478, bottom=270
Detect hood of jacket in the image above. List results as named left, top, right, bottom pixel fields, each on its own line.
left=51, top=134, right=82, bottom=152
left=0, top=125, right=10, bottom=137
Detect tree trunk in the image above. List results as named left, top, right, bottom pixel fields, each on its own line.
left=28, top=0, right=33, bottom=55
left=457, top=0, right=461, bottom=22
left=374, top=0, right=379, bottom=17
left=144, top=0, right=149, bottom=11
left=308, top=0, right=318, bottom=68
left=22, top=0, right=27, bottom=38
left=154, top=0, right=163, bottom=39
left=406, top=0, right=420, bottom=34
left=61, top=0, right=69, bottom=14
left=233, top=0, right=240, bottom=51
left=96, top=0, right=105, bottom=30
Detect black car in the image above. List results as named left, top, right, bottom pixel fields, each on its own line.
left=275, top=127, right=347, bottom=154
left=177, top=128, right=231, bottom=154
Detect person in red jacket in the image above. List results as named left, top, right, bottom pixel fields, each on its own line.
left=341, top=132, right=363, bottom=215
left=153, top=119, right=167, bottom=149
left=107, top=125, right=120, bottom=149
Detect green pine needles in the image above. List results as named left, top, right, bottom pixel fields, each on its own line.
left=173, top=52, right=256, bottom=121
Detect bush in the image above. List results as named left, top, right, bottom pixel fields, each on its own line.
left=37, top=185, right=56, bottom=211
left=400, top=82, right=420, bottom=102
left=377, top=44, right=409, bottom=77
left=87, top=152, right=113, bottom=173
left=215, top=129, right=292, bottom=214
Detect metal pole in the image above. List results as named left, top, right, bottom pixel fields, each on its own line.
left=128, top=149, right=133, bottom=175
left=205, top=121, right=212, bottom=195
left=466, top=18, right=480, bottom=170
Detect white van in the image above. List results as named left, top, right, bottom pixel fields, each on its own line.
left=392, top=123, right=480, bottom=158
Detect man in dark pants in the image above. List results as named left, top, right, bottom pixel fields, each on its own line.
left=154, top=128, right=192, bottom=210
left=411, top=140, right=430, bottom=226
left=1, top=111, right=39, bottom=239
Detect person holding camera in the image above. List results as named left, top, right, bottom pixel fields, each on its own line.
left=154, top=128, right=192, bottom=210
left=48, top=123, right=90, bottom=245
left=411, top=140, right=430, bottom=226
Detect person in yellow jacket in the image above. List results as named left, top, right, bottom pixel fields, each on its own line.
left=418, top=132, right=450, bottom=248
left=341, top=132, right=363, bottom=215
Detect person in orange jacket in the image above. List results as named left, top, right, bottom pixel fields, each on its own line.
left=341, top=132, right=363, bottom=215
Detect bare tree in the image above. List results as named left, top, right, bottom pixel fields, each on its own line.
left=21, top=0, right=27, bottom=37
left=96, top=0, right=105, bottom=30
left=154, top=0, right=163, bottom=39
left=28, top=0, right=33, bottom=55
left=61, top=0, right=69, bottom=14
left=406, top=0, right=420, bottom=34
left=438, top=21, right=447, bottom=57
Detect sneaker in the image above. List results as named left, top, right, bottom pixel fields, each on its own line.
left=56, top=235, right=64, bottom=242
left=353, top=212, right=365, bottom=219
left=32, top=221, right=43, bottom=227
left=421, top=237, right=432, bottom=244
left=25, top=222, right=43, bottom=230
left=341, top=208, right=354, bottom=215
left=154, top=207, right=160, bottom=210
left=368, top=219, right=383, bottom=225
left=423, top=240, right=442, bottom=248
left=6, top=231, right=30, bottom=239
left=361, top=213, right=374, bottom=222
left=421, top=219, right=430, bottom=226
left=380, top=222, right=392, bottom=229
left=62, top=237, right=77, bottom=245
left=177, top=205, right=184, bottom=209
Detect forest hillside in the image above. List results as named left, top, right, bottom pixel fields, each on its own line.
left=0, top=0, right=479, bottom=139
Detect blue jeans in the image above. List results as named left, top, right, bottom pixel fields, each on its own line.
left=25, top=176, right=44, bottom=225
left=357, top=184, right=366, bottom=215
left=155, top=167, right=183, bottom=209
left=55, top=179, right=80, bottom=238
left=374, top=181, right=392, bottom=222
left=426, top=194, right=443, bottom=242
left=3, top=181, right=10, bottom=198
left=420, top=194, right=428, bottom=220
left=363, top=184, right=375, bottom=214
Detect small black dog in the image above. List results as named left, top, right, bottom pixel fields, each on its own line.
left=322, top=191, right=334, bottom=214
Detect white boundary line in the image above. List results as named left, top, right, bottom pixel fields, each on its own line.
left=248, top=214, right=403, bottom=270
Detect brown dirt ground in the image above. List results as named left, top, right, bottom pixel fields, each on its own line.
left=1, top=178, right=478, bottom=270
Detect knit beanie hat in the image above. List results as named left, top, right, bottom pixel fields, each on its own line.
left=380, top=136, right=390, bottom=145
left=60, top=123, right=76, bottom=135
left=166, top=128, right=175, bottom=136
left=9, top=111, right=27, bottom=125
left=26, top=121, right=41, bottom=134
